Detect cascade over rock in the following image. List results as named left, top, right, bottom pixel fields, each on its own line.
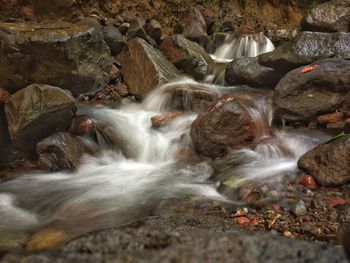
left=5, top=84, right=77, bottom=152
left=273, top=58, right=350, bottom=124
left=0, top=21, right=113, bottom=96
left=298, top=135, right=350, bottom=186
left=160, top=35, right=214, bottom=80
left=118, top=38, right=181, bottom=97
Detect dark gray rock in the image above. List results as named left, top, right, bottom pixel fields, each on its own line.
left=301, top=0, right=350, bottom=33
left=102, top=25, right=125, bottom=56
left=273, top=58, right=350, bottom=124
left=5, top=84, right=77, bottom=152
left=0, top=21, right=114, bottom=96
left=298, top=134, right=350, bottom=186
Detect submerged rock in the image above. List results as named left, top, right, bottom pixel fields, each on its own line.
left=274, top=58, right=350, bottom=124
left=5, top=84, right=77, bottom=152
left=298, top=134, right=350, bottom=186
left=160, top=35, right=214, bottom=80
left=151, top=112, right=183, bottom=128
left=225, top=57, right=278, bottom=87
left=0, top=21, right=113, bottom=96
left=190, top=95, right=259, bottom=158
left=259, top=31, right=350, bottom=74
left=118, top=38, right=181, bottom=97
left=301, top=0, right=350, bottom=33
left=37, top=132, right=99, bottom=171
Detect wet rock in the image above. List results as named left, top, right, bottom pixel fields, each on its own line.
left=205, top=32, right=231, bottom=54
left=175, top=7, right=208, bottom=46
left=145, top=19, right=163, bottom=44
left=37, top=132, right=99, bottom=171
left=118, top=38, right=181, bottom=97
left=266, top=29, right=299, bottom=45
left=225, top=57, right=279, bottom=87
left=0, top=21, right=113, bottom=96
left=160, top=35, right=214, bottom=80
left=102, top=25, right=125, bottom=56
left=163, top=83, right=220, bottom=113
left=190, top=95, right=259, bottom=158
left=298, top=134, right=350, bottom=186
left=5, top=84, right=77, bottom=152
left=301, top=0, right=350, bottom=33
left=70, top=115, right=94, bottom=136
left=273, top=58, right=350, bottom=124
left=317, top=112, right=344, bottom=125
left=151, top=112, right=183, bottom=128
left=259, top=31, right=350, bottom=74
left=292, top=200, right=307, bottom=217
left=299, top=175, right=318, bottom=190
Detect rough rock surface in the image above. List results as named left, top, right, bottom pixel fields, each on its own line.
left=190, top=95, right=258, bottom=158
left=298, top=135, right=350, bottom=186
left=37, top=132, right=99, bottom=171
left=5, top=84, right=77, bottom=152
left=160, top=34, right=214, bottom=80
left=225, top=57, right=278, bottom=87
left=259, top=31, right=350, bottom=74
left=273, top=58, right=350, bottom=124
left=0, top=21, right=113, bottom=96
left=301, top=0, right=350, bottom=33
left=119, top=38, right=181, bottom=97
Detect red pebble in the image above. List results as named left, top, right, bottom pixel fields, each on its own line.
left=237, top=217, right=250, bottom=226
left=329, top=198, right=346, bottom=207
left=70, top=115, right=94, bottom=135
left=299, top=175, right=318, bottom=190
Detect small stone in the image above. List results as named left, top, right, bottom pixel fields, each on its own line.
left=119, top=22, right=130, bottom=35
left=284, top=231, right=292, bottom=237
left=292, top=200, right=307, bottom=217
left=236, top=217, right=250, bottom=226
left=109, top=65, right=121, bottom=84
left=317, top=112, right=344, bottom=125
left=329, top=198, right=346, bottom=207
left=70, top=115, right=94, bottom=136
left=0, top=88, right=10, bottom=104
left=299, top=175, right=318, bottom=190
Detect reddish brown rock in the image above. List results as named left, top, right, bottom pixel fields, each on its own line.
left=299, top=175, right=318, bottom=190
left=190, top=95, right=261, bottom=158
left=109, top=65, right=121, bottom=83
left=196, top=5, right=215, bottom=31
left=151, top=112, right=183, bottom=128
left=317, top=112, right=344, bottom=125
left=70, top=115, right=94, bottom=136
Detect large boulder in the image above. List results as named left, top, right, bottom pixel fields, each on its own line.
left=225, top=57, right=279, bottom=87
left=190, top=95, right=261, bottom=158
left=259, top=31, right=350, bottom=74
left=37, top=132, right=99, bottom=171
left=273, top=58, right=350, bottom=124
left=160, top=35, right=214, bottom=80
left=5, top=84, right=77, bottom=152
left=0, top=21, right=113, bottom=96
left=175, top=7, right=208, bottom=46
left=298, top=135, right=350, bottom=186
left=301, top=0, right=350, bottom=33
left=118, top=38, right=181, bottom=97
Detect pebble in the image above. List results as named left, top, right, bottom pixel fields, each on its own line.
left=292, top=200, right=307, bottom=217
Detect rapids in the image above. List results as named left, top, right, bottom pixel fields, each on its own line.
left=0, top=33, right=329, bottom=249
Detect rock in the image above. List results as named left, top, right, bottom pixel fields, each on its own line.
left=163, top=83, right=220, bottom=113
left=225, top=57, right=279, bottom=87
left=299, top=175, right=318, bottom=190
left=160, top=35, right=214, bottom=80
left=118, top=38, right=181, bottom=97
left=317, top=112, right=344, bottom=125
left=298, top=134, right=350, bottom=186
left=266, top=29, right=299, bottom=45
left=0, top=88, right=10, bottom=104
left=205, top=32, right=231, bottom=54
left=102, top=25, right=125, bottom=56
left=292, top=200, right=307, bottom=217
left=273, top=58, right=350, bottom=124
left=0, top=21, right=114, bottom=96
left=151, top=112, right=183, bottom=128
left=190, top=95, right=260, bottom=158
left=329, top=198, right=346, bottom=207
left=175, top=7, right=208, bottom=46
left=0, top=106, right=10, bottom=164
left=127, top=18, right=155, bottom=45
left=301, top=0, right=350, bottom=33
left=119, top=22, right=130, bottom=35
left=37, top=132, right=99, bottom=171
left=70, top=115, right=94, bottom=136
left=259, top=31, right=350, bottom=74
left=5, top=84, right=77, bottom=152
left=145, top=19, right=163, bottom=44
left=196, top=5, right=215, bottom=32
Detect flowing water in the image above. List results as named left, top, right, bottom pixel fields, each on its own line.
left=0, top=33, right=329, bottom=250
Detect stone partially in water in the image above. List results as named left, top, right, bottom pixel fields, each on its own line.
left=0, top=21, right=113, bottom=96
left=190, top=95, right=259, bottom=158
left=160, top=35, right=214, bottom=80
left=151, top=112, right=183, bottom=128
left=5, top=84, right=77, bottom=152
left=301, top=0, right=350, bottom=33
left=37, top=132, right=99, bottom=172
left=298, top=134, right=350, bottom=186
left=273, top=58, right=350, bottom=124
left=118, top=38, right=181, bottom=97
